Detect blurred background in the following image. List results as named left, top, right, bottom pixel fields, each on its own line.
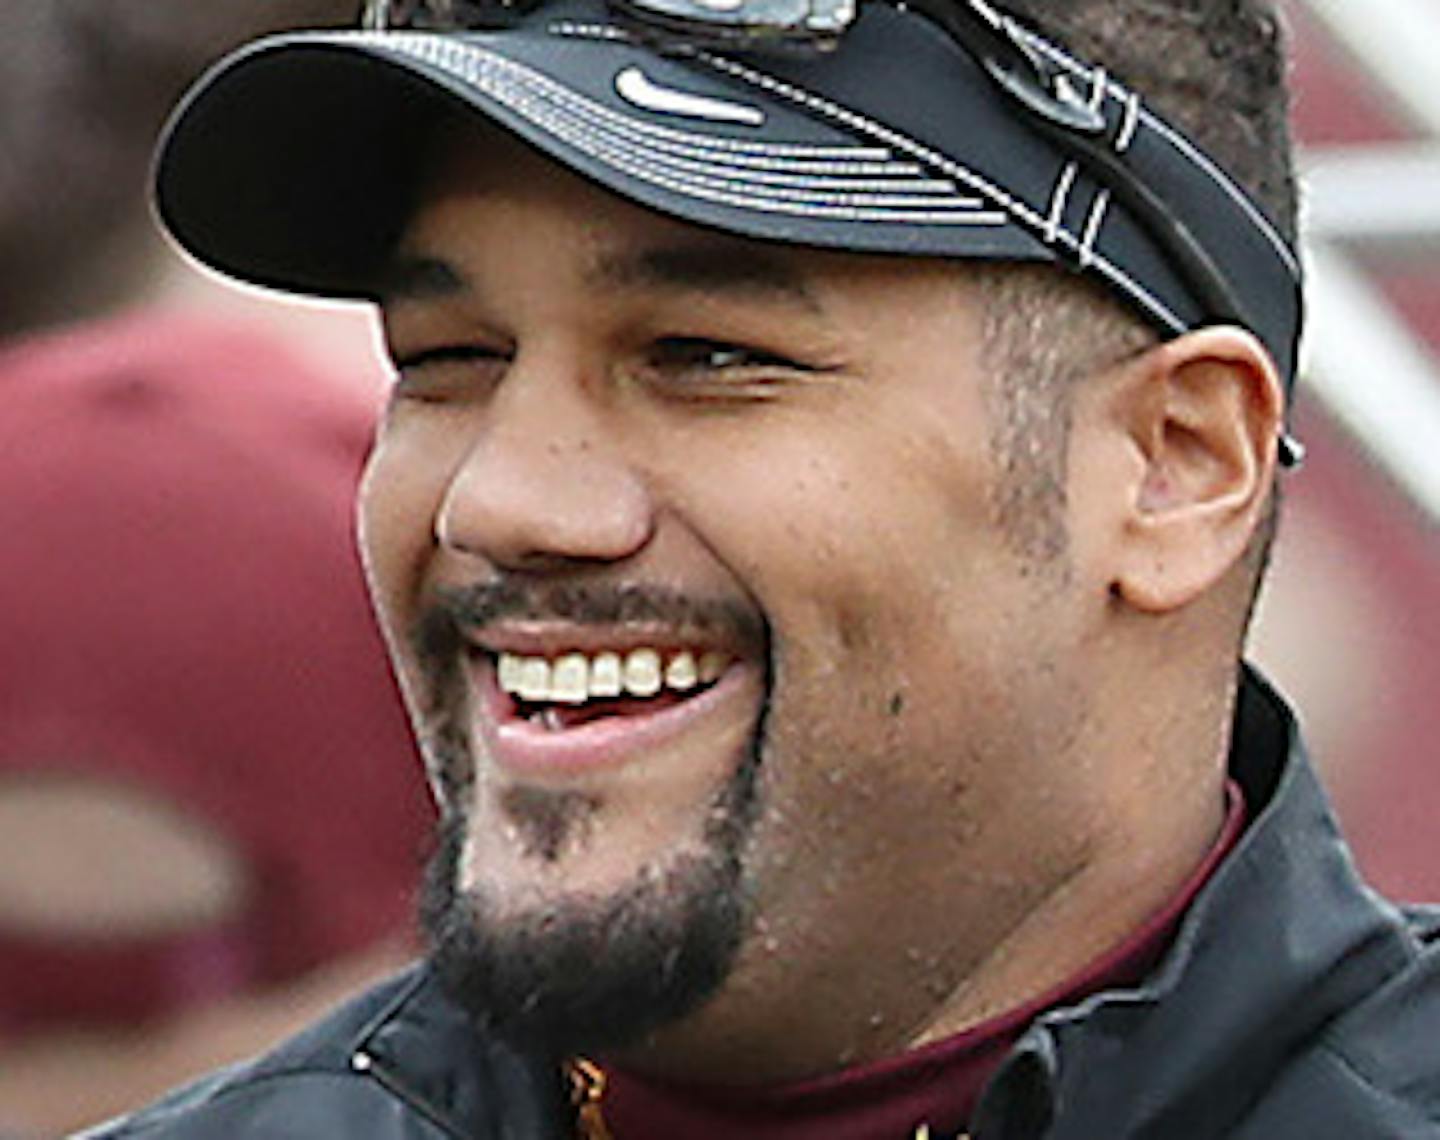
left=0, top=4, right=430, bottom=1136
left=0, top=0, right=1435, bottom=1135
left=1248, top=0, right=1440, bottom=905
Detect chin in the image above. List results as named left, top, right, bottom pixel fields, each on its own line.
left=420, top=738, right=763, bottom=1054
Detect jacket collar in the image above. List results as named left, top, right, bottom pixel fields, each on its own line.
left=974, top=667, right=1416, bottom=1139
left=347, top=967, right=570, bottom=1139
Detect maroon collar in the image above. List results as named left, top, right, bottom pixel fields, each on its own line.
left=597, top=783, right=1247, bottom=1140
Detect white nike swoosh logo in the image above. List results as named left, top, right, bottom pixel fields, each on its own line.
left=614, top=66, right=766, bottom=126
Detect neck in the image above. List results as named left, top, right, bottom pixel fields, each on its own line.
left=913, top=765, right=1228, bottom=1045
left=915, top=653, right=1235, bottom=1045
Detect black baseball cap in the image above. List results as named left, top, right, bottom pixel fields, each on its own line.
left=155, top=0, right=1304, bottom=396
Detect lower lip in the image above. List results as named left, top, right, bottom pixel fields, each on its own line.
left=468, top=656, right=757, bottom=779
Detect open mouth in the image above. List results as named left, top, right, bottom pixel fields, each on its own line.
left=460, top=631, right=761, bottom=778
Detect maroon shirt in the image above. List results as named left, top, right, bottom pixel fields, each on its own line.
left=598, top=783, right=1247, bottom=1140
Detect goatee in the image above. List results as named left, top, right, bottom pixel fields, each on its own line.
left=419, top=740, right=762, bottom=1055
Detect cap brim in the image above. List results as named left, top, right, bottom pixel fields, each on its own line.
left=156, top=3, right=1056, bottom=301
left=155, top=0, right=1300, bottom=389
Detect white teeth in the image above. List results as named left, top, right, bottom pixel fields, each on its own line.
left=624, top=649, right=663, bottom=697
left=495, top=648, right=733, bottom=704
left=498, top=653, right=525, bottom=693
left=517, top=657, right=551, bottom=702
left=665, top=651, right=699, bottom=691
left=550, top=654, right=590, bottom=705
left=590, top=652, right=623, bottom=698
left=533, top=708, right=565, bottom=732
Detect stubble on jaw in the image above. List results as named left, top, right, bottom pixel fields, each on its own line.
left=410, top=595, right=474, bottom=806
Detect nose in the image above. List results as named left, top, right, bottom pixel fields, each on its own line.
left=434, top=358, right=655, bottom=572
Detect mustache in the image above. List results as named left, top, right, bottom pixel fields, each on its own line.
left=413, top=578, right=767, bottom=664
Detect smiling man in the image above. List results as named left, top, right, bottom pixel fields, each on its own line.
left=86, top=0, right=1440, bottom=1137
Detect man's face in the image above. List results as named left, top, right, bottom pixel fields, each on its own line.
left=360, top=127, right=1111, bottom=1075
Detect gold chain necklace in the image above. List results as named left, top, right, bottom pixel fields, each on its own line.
left=566, top=1060, right=970, bottom=1140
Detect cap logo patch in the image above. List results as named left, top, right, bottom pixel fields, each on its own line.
left=614, top=65, right=765, bottom=126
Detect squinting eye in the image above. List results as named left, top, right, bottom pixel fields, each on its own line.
left=647, top=338, right=804, bottom=374
left=389, top=344, right=509, bottom=402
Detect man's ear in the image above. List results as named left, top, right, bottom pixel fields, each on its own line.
left=1108, top=327, right=1284, bottom=614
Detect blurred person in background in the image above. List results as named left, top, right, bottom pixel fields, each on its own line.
left=0, top=3, right=431, bottom=1135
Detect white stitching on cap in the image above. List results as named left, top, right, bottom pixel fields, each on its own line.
left=488, top=61, right=1000, bottom=220
left=537, top=77, right=974, bottom=192
left=692, top=50, right=1186, bottom=332
left=530, top=90, right=995, bottom=220
left=1079, top=188, right=1110, bottom=268
left=545, top=93, right=982, bottom=207
left=1015, top=23, right=1121, bottom=106
left=373, top=33, right=1006, bottom=222
left=1115, top=91, right=1140, bottom=154
left=533, top=21, right=1195, bottom=331
left=1013, top=22, right=1298, bottom=275
left=573, top=125, right=970, bottom=194
left=1011, top=27, right=1133, bottom=161
left=363, top=30, right=896, bottom=161
left=548, top=19, right=633, bottom=42
left=365, top=30, right=997, bottom=202
left=1045, top=162, right=1076, bottom=244
left=698, top=53, right=1044, bottom=222
left=1074, top=57, right=1111, bottom=269
left=571, top=128, right=995, bottom=219
left=1037, top=68, right=1099, bottom=249
left=531, top=74, right=955, bottom=181
left=1075, top=63, right=1112, bottom=267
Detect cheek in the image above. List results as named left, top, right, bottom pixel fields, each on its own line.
left=672, top=416, right=1077, bottom=856
left=679, top=431, right=978, bottom=776
left=357, top=429, right=450, bottom=671
left=691, top=421, right=996, bottom=699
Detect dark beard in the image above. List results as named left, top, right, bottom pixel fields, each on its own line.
left=420, top=736, right=762, bottom=1055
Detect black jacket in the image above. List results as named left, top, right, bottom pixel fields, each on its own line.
left=81, top=672, right=1440, bottom=1139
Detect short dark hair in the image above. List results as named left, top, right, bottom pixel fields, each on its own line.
left=974, top=0, right=1295, bottom=592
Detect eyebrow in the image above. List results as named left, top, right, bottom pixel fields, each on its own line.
left=376, top=241, right=821, bottom=311
left=374, top=254, right=468, bottom=306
